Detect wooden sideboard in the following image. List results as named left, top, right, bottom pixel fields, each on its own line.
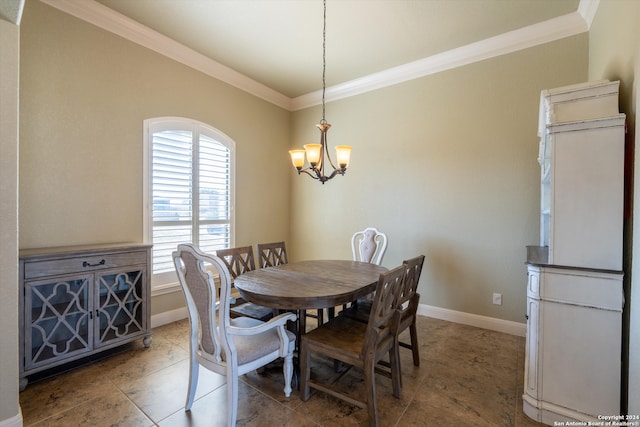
left=19, top=243, right=152, bottom=389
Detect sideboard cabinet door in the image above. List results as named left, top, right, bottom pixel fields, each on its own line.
left=24, top=274, right=93, bottom=372
left=96, top=268, right=147, bottom=347
left=19, top=243, right=152, bottom=390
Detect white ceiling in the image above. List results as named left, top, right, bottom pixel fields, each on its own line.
left=42, top=0, right=590, bottom=110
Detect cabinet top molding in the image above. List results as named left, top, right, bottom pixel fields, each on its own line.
left=20, top=242, right=152, bottom=259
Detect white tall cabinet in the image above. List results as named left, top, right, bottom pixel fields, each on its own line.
left=524, top=81, right=625, bottom=424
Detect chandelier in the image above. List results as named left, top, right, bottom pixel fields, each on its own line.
left=289, top=0, right=352, bottom=184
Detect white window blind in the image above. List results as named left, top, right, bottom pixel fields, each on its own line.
left=144, top=118, right=235, bottom=287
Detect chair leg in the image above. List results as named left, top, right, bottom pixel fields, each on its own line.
left=364, top=357, right=379, bottom=427
left=409, top=323, right=420, bottom=366
left=300, top=341, right=312, bottom=401
left=283, top=352, right=293, bottom=397
left=389, top=344, right=402, bottom=397
left=185, top=356, right=199, bottom=410
left=227, top=369, right=239, bottom=427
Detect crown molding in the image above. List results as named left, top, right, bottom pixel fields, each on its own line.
left=291, top=11, right=589, bottom=110
left=39, top=0, right=293, bottom=110
left=0, top=0, right=25, bottom=25
left=578, top=0, right=600, bottom=28
left=41, top=0, right=594, bottom=112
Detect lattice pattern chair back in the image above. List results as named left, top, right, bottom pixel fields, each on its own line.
left=300, top=264, right=406, bottom=427
left=352, top=227, right=388, bottom=265
left=216, top=246, right=256, bottom=279
left=257, top=242, right=288, bottom=268
left=363, top=264, right=405, bottom=358
left=397, top=255, right=425, bottom=367
left=398, top=255, right=425, bottom=308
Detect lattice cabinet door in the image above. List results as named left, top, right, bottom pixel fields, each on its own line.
left=95, top=268, right=148, bottom=347
left=24, top=274, right=93, bottom=371
left=20, top=243, right=152, bottom=389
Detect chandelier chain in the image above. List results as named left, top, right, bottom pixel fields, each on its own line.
left=288, top=0, right=351, bottom=184
left=321, top=0, right=326, bottom=124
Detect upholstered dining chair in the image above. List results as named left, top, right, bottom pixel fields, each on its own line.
left=257, top=241, right=325, bottom=327
left=328, top=226, right=388, bottom=319
left=172, top=244, right=297, bottom=427
left=342, top=255, right=425, bottom=373
left=351, top=227, right=388, bottom=265
left=300, top=264, right=406, bottom=427
left=216, top=245, right=275, bottom=321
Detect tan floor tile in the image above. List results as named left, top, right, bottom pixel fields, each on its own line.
left=20, top=316, right=537, bottom=427
left=119, top=357, right=227, bottom=421
left=28, top=387, right=153, bottom=427
left=159, top=380, right=319, bottom=427
left=20, top=363, right=111, bottom=426
left=96, top=335, right=189, bottom=388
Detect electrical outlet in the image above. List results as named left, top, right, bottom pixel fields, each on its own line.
left=493, top=293, right=502, bottom=305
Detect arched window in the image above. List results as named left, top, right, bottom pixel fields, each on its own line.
left=144, top=117, right=235, bottom=288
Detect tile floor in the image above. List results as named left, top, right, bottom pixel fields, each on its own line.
left=19, top=315, right=545, bottom=426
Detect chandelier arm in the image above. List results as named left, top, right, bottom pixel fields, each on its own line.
left=296, top=168, right=320, bottom=180
left=323, top=138, right=339, bottom=171
left=317, top=167, right=345, bottom=184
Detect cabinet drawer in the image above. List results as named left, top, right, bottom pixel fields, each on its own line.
left=24, top=250, right=148, bottom=280
left=541, top=269, right=623, bottom=311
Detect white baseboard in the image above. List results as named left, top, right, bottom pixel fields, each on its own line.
left=0, top=409, right=22, bottom=427
left=150, top=306, right=188, bottom=329
left=149, top=303, right=526, bottom=337
left=417, top=304, right=527, bottom=337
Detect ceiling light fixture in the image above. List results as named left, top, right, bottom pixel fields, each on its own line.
left=289, top=0, right=352, bottom=184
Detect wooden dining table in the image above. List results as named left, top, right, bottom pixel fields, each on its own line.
left=233, top=259, right=387, bottom=344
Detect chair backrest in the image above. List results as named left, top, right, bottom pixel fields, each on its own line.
left=173, top=243, right=233, bottom=360
left=398, top=255, right=425, bottom=307
left=257, top=241, right=288, bottom=267
left=351, top=227, right=388, bottom=265
left=360, top=264, right=405, bottom=360
left=216, top=245, right=256, bottom=279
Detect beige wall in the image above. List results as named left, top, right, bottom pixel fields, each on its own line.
left=19, top=1, right=292, bottom=316
left=588, top=0, right=640, bottom=414
left=290, top=35, right=587, bottom=324
left=20, top=0, right=292, bottom=250
left=8, top=0, right=640, bottom=423
left=0, top=14, right=21, bottom=427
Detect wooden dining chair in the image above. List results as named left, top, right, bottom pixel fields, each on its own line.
left=172, top=244, right=297, bottom=427
left=342, top=255, right=425, bottom=370
left=256, top=241, right=288, bottom=268
left=216, top=245, right=276, bottom=321
left=257, top=241, right=324, bottom=327
left=300, top=264, right=406, bottom=427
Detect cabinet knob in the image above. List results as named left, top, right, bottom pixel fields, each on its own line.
left=83, top=259, right=106, bottom=267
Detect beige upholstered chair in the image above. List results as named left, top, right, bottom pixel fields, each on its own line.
left=216, top=245, right=276, bottom=321
left=351, top=227, right=388, bottom=265
left=172, top=244, right=296, bottom=427
left=257, top=241, right=324, bottom=326
left=328, top=227, right=388, bottom=318
left=300, top=264, right=406, bottom=427
left=342, top=255, right=425, bottom=370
